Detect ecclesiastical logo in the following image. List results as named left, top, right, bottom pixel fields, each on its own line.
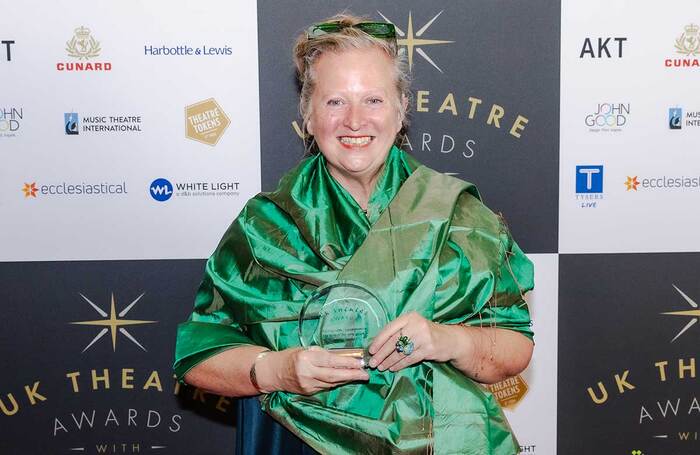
left=675, top=23, right=700, bottom=56
left=70, top=292, right=156, bottom=352
left=624, top=176, right=639, bottom=191
left=662, top=285, right=700, bottom=342
left=376, top=10, right=454, bottom=73
left=65, top=26, right=101, bottom=60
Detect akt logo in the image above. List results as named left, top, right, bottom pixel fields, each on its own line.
left=669, top=107, right=682, bottom=129
left=149, top=178, right=173, bottom=202
left=64, top=112, right=79, bottom=135
left=579, top=37, right=627, bottom=58
left=576, top=166, right=603, bottom=193
left=1, top=40, right=14, bottom=61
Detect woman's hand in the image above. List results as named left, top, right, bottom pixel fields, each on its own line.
left=256, top=346, right=369, bottom=395
left=367, top=311, right=455, bottom=372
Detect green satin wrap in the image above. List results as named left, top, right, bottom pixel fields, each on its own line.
left=174, top=146, right=534, bottom=454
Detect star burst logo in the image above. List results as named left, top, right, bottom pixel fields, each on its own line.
left=22, top=182, right=37, bottom=198
left=662, top=285, right=700, bottom=342
left=624, top=176, right=639, bottom=191
left=377, top=10, right=454, bottom=73
left=71, top=292, right=156, bottom=352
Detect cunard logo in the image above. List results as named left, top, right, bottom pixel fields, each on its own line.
left=377, top=10, right=454, bottom=73
left=57, top=26, right=112, bottom=71
left=661, top=285, right=700, bottom=342
left=664, top=23, right=700, bottom=68
left=70, top=292, right=156, bottom=352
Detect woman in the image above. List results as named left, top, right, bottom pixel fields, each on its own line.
left=175, top=14, right=534, bottom=455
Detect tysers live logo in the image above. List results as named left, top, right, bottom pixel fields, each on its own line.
left=185, top=98, right=230, bottom=146
left=585, top=284, right=699, bottom=451
left=1, top=39, right=15, bottom=61
left=575, top=165, right=604, bottom=208
left=149, top=178, right=239, bottom=202
left=665, top=23, right=700, bottom=68
left=1, top=107, right=22, bottom=137
left=57, top=26, right=112, bottom=71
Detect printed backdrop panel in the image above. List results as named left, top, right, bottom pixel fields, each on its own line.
left=559, top=0, right=700, bottom=253
left=558, top=253, right=699, bottom=455
left=257, top=0, right=560, bottom=254
left=0, top=260, right=236, bottom=454
left=0, top=0, right=261, bottom=262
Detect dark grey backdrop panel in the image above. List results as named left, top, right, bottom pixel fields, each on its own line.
left=257, top=0, right=560, bottom=253
left=558, top=253, right=699, bottom=455
left=0, top=260, right=235, bottom=455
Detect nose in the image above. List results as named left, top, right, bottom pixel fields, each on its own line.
left=343, top=104, right=364, bottom=131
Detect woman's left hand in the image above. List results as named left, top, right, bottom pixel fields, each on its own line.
left=367, top=311, right=455, bottom=372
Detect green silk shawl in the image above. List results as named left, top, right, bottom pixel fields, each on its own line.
left=174, top=146, right=534, bottom=454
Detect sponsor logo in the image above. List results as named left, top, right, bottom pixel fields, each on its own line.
left=0, top=107, right=22, bottom=137
left=71, top=292, right=156, bottom=352
left=57, top=26, right=112, bottom=71
left=21, top=180, right=128, bottom=198
left=149, top=178, right=173, bottom=202
left=2, top=39, right=14, bottom=61
left=185, top=98, right=230, bottom=146
left=149, top=178, right=239, bottom=201
left=585, top=103, right=630, bottom=132
left=575, top=165, right=604, bottom=208
left=63, top=112, right=142, bottom=134
left=668, top=106, right=700, bottom=129
left=624, top=176, right=640, bottom=191
left=487, top=374, right=529, bottom=409
left=579, top=37, right=627, bottom=58
left=377, top=10, right=453, bottom=73
left=661, top=285, right=700, bottom=342
left=22, top=182, right=37, bottom=198
left=665, top=23, right=700, bottom=68
left=623, top=174, right=700, bottom=191
left=144, top=44, right=232, bottom=56
left=64, top=112, right=79, bottom=135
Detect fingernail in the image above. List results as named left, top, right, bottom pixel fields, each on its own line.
left=368, top=359, right=376, bottom=368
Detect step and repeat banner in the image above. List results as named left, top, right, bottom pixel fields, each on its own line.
left=0, top=1, right=697, bottom=454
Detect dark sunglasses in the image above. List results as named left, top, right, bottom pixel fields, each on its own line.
left=306, top=21, right=396, bottom=40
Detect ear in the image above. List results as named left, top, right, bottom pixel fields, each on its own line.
left=306, top=119, right=314, bottom=136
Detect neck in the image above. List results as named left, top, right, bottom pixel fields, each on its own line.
left=327, top=165, right=384, bottom=210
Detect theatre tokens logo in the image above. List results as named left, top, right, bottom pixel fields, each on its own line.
left=185, top=98, right=230, bottom=146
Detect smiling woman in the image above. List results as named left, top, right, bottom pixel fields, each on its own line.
left=175, top=12, right=535, bottom=455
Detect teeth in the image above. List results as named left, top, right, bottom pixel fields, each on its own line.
left=340, top=136, right=372, bottom=146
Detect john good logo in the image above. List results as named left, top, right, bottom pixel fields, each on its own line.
left=377, top=10, right=453, bottom=73
left=57, top=26, right=112, bottom=71
left=665, top=23, right=700, bottom=68
left=669, top=107, right=683, bottom=129
left=149, top=178, right=173, bottom=202
left=185, top=98, right=230, bottom=146
left=0, top=107, right=22, bottom=137
left=661, top=285, right=700, bottom=342
left=2, top=39, right=14, bottom=61
left=579, top=37, right=627, bottom=58
left=22, top=182, right=38, bottom=198
left=64, top=112, right=79, bottom=135
left=585, top=103, right=629, bottom=132
left=70, top=292, right=156, bottom=352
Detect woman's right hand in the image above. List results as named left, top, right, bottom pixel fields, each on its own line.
left=256, top=347, right=369, bottom=395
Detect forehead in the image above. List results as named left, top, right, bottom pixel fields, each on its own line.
left=312, top=46, right=396, bottom=92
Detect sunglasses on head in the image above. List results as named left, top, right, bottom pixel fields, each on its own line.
left=306, top=21, right=396, bottom=40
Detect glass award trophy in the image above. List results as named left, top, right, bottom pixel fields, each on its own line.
left=298, top=281, right=388, bottom=366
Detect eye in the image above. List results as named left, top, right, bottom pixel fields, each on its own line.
left=368, top=97, right=383, bottom=105
left=326, top=98, right=343, bottom=106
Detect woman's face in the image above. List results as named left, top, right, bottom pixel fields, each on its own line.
left=307, top=47, right=403, bottom=182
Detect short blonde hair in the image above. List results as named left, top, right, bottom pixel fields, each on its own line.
left=293, top=13, right=411, bottom=149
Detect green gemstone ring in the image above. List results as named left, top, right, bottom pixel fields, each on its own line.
left=395, top=335, right=414, bottom=355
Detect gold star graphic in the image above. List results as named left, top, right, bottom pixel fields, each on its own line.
left=661, top=285, right=700, bottom=342
left=624, top=176, right=639, bottom=191
left=377, top=10, right=454, bottom=72
left=71, top=292, right=156, bottom=352
left=22, top=182, right=38, bottom=198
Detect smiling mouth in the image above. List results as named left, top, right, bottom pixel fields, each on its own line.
left=339, top=136, right=374, bottom=147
